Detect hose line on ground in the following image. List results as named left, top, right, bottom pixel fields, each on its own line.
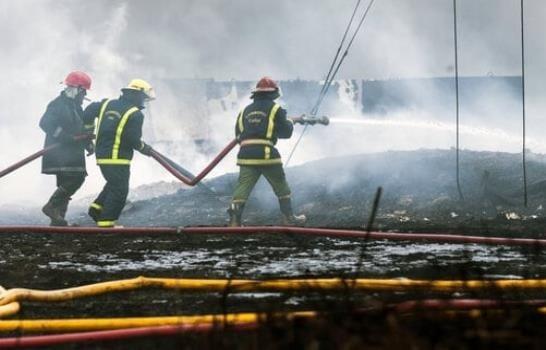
left=1, top=225, right=546, bottom=247
left=3, top=276, right=546, bottom=308
left=1, top=301, right=546, bottom=346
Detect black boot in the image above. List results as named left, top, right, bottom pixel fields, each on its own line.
left=42, top=188, right=69, bottom=226
left=279, top=197, right=306, bottom=226
left=227, top=202, right=245, bottom=227
left=59, top=197, right=74, bottom=226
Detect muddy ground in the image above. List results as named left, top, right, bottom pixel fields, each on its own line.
left=2, top=149, right=546, bottom=348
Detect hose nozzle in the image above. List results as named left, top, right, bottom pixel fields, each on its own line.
left=293, top=115, right=330, bottom=126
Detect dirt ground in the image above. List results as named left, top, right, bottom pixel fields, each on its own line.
left=2, top=149, right=546, bottom=348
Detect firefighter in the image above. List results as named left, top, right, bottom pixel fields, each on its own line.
left=39, top=71, right=93, bottom=226
left=228, top=76, right=306, bottom=226
left=83, top=79, right=155, bottom=228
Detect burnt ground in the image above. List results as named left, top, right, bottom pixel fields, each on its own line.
left=67, top=148, right=546, bottom=234
left=2, top=149, right=546, bottom=348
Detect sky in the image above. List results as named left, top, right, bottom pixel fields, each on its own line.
left=0, top=0, right=545, bottom=206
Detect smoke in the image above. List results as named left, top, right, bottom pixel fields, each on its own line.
left=1, top=0, right=546, bottom=207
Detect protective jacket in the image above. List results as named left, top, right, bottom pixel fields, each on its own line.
left=39, top=92, right=88, bottom=174
left=235, top=96, right=293, bottom=166
left=84, top=96, right=146, bottom=165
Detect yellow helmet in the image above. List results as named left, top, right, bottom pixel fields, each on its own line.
left=123, top=78, right=155, bottom=100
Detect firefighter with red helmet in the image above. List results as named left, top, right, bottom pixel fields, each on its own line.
left=39, top=71, right=94, bottom=226
left=228, top=76, right=306, bottom=226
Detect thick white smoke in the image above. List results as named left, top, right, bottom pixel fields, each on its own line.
left=1, top=0, right=546, bottom=208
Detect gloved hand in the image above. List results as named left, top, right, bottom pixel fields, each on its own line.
left=139, top=142, right=154, bottom=156
left=85, top=142, right=95, bottom=156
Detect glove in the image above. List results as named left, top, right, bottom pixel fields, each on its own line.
left=85, top=142, right=95, bottom=156
left=139, top=142, right=154, bottom=156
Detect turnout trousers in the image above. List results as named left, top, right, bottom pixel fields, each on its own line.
left=90, top=165, right=130, bottom=227
left=232, top=165, right=291, bottom=203
left=55, top=173, right=86, bottom=197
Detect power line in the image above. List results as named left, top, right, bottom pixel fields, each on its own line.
left=286, top=0, right=376, bottom=166
left=453, top=0, right=464, bottom=200
left=521, top=0, right=528, bottom=207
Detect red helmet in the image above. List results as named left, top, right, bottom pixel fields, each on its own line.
left=64, top=71, right=92, bottom=90
left=253, top=76, right=279, bottom=92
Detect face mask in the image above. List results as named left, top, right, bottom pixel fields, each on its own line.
left=64, top=86, right=79, bottom=99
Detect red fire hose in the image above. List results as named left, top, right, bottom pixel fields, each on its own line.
left=1, top=298, right=544, bottom=348
left=0, top=134, right=235, bottom=187
left=0, top=135, right=93, bottom=179
left=150, top=139, right=238, bottom=186
left=0, top=144, right=59, bottom=178
left=392, top=298, right=546, bottom=312
left=0, top=225, right=545, bottom=247
left=0, top=323, right=258, bottom=349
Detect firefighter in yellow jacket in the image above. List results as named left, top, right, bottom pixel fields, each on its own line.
left=228, top=77, right=306, bottom=226
left=83, top=79, right=155, bottom=227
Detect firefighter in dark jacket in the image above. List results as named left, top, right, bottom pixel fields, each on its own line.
left=83, top=79, right=154, bottom=228
left=40, top=71, right=93, bottom=226
left=228, top=76, right=306, bottom=226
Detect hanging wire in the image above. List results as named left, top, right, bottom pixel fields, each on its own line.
left=453, top=0, right=464, bottom=201
left=520, top=0, right=528, bottom=207
left=313, top=0, right=363, bottom=116
left=286, top=0, right=376, bottom=166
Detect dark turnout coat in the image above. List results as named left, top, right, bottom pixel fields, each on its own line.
left=235, top=96, right=294, bottom=166
left=39, top=92, right=87, bottom=174
left=83, top=95, right=146, bottom=165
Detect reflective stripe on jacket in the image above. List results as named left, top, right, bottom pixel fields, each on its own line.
left=86, top=97, right=145, bottom=165
left=235, top=97, right=293, bottom=166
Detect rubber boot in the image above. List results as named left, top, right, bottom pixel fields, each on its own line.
left=279, top=197, right=306, bottom=226
left=42, top=188, right=69, bottom=227
left=227, top=202, right=245, bottom=227
left=59, top=197, right=77, bottom=226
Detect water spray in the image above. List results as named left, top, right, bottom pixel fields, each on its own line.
left=327, top=117, right=546, bottom=152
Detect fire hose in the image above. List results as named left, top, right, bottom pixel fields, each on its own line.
left=149, top=116, right=328, bottom=186
left=3, top=276, right=546, bottom=308
left=0, top=286, right=19, bottom=319
left=0, top=300, right=545, bottom=342
left=150, top=139, right=238, bottom=186
left=0, top=134, right=93, bottom=179
left=1, top=225, right=545, bottom=247
left=0, top=117, right=328, bottom=185
left=0, top=323, right=259, bottom=348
